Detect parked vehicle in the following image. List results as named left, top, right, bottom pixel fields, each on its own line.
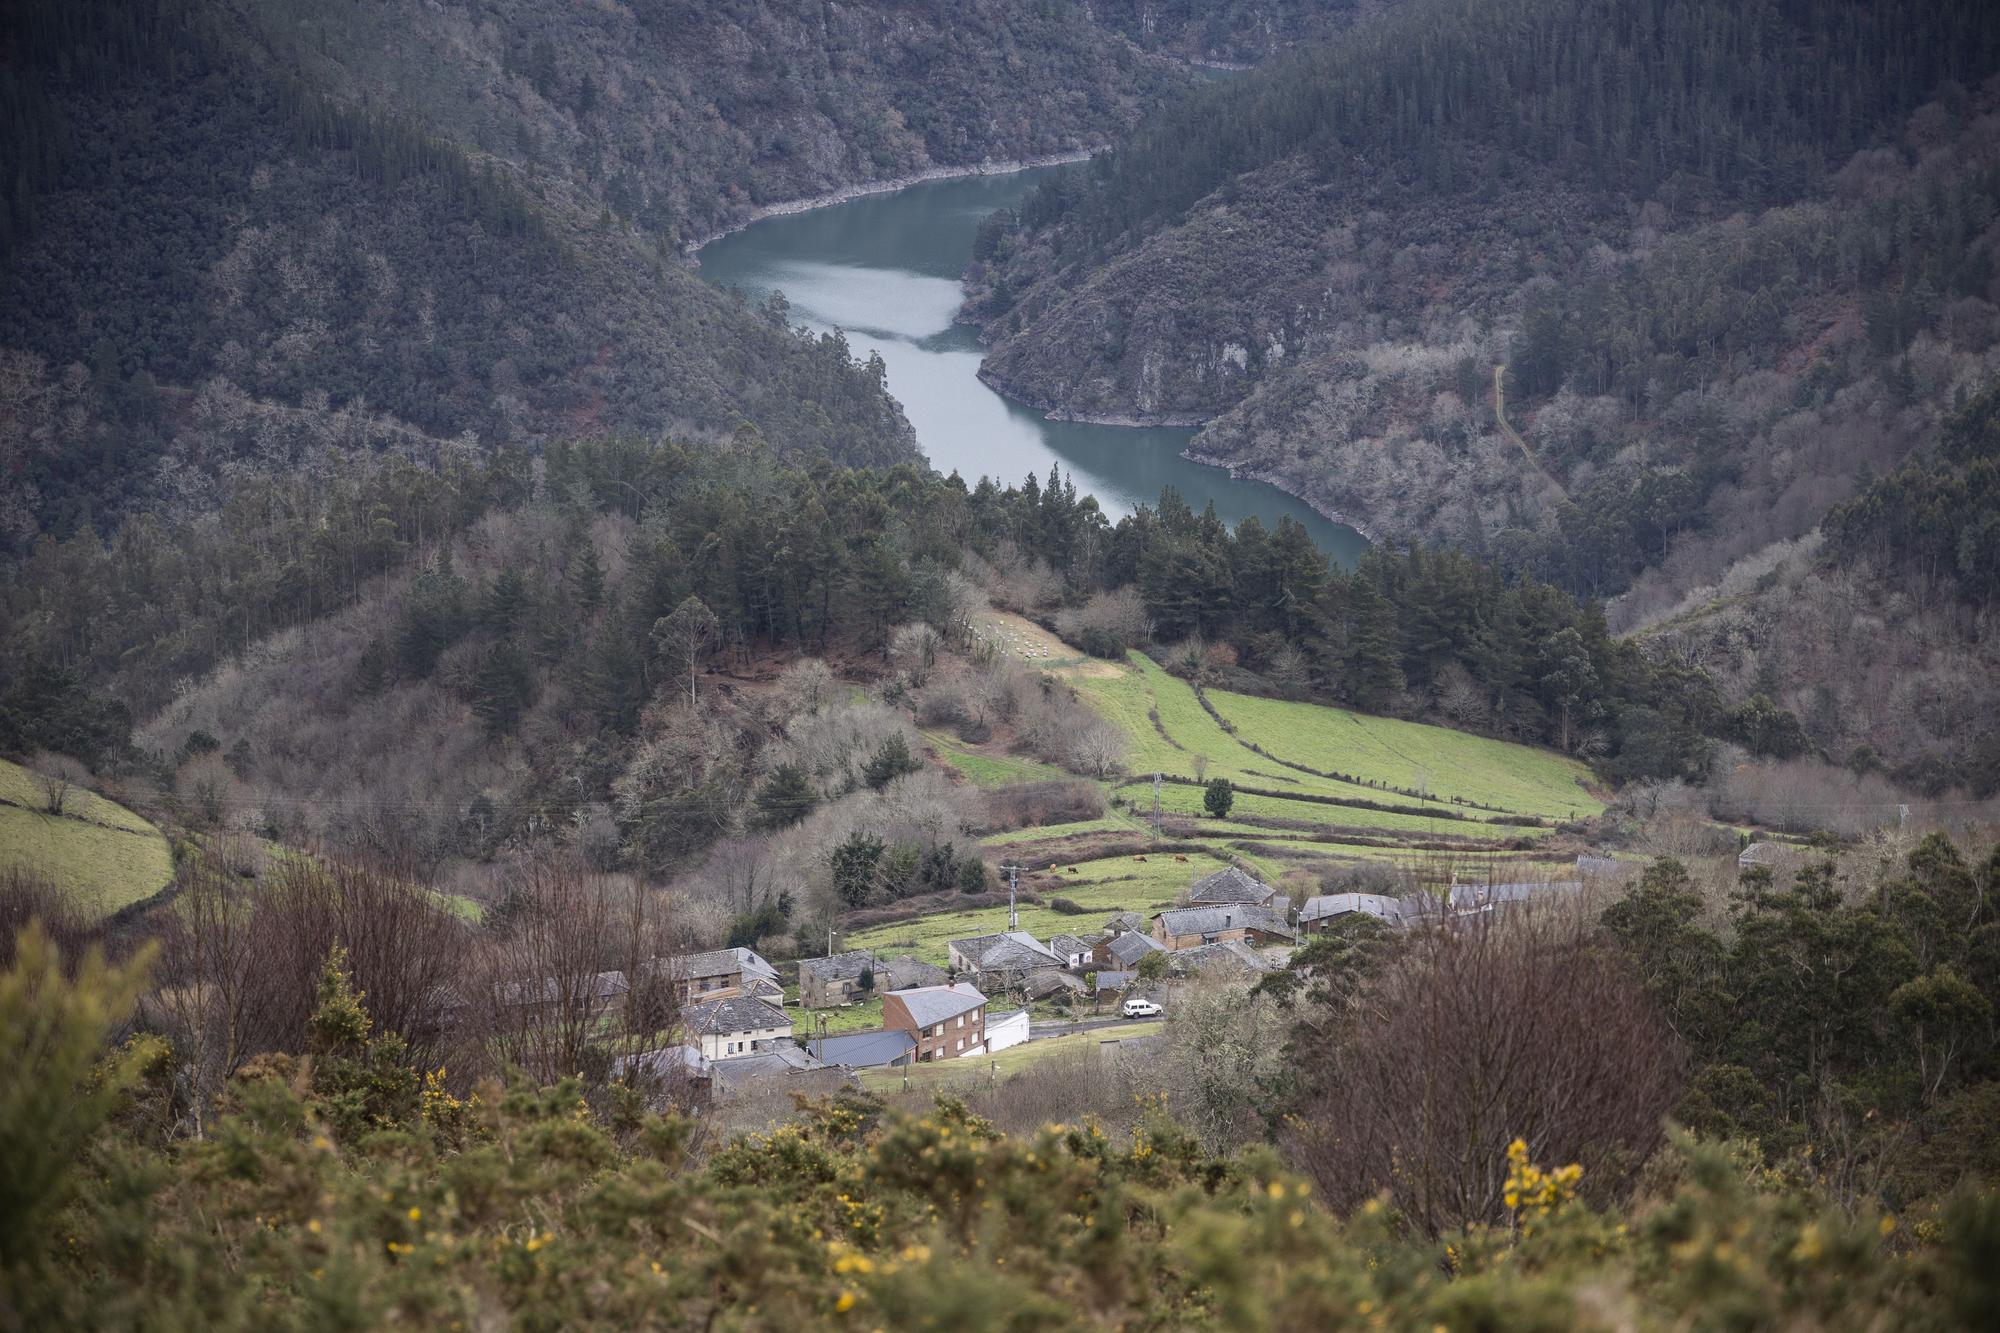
left=1121, top=997, right=1162, bottom=1018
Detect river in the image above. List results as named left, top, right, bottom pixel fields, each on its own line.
left=695, top=167, right=1365, bottom=565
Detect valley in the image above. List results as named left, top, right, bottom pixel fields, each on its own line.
left=4, top=2, right=2000, bottom=1327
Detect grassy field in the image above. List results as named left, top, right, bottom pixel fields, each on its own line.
left=1207, top=688, right=1602, bottom=821
left=843, top=856, right=1221, bottom=964
left=924, top=731, right=1070, bottom=788
left=0, top=759, right=175, bottom=917
left=791, top=995, right=885, bottom=1038
left=857, top=1020, right=1164, bottom=1092
left=1071, top=652, right=1596, bottom=824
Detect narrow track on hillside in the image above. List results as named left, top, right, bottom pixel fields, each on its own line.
left=1493, top=365, right=1569, bottom=500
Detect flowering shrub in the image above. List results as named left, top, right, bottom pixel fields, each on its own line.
left=4, top=929, right=1999, bottom=1330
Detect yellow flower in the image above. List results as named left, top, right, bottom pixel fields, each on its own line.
left=836, top=1291, right=857, bottom=1313
left=407, top=1207, right=422, bottom=1222
left=307, top=1219, right=322, bottom=1235
left=1267, top=1181, right=1286, bottom=1200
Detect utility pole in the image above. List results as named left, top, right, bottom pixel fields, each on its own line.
left=1152, top=772, right=1163, bottom=830
left=1000, top=864, right=1023, bottom=930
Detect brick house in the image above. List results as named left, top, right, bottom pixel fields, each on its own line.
left=881, top=983, right=988, bottom=1062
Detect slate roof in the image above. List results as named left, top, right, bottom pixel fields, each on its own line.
left=1738, top=841, right=1786, bottom=867
left=1299, top=892, right=1411, bottom=926
left=887, top=982, right=987, bottom=1028
left=880, top=956, right=949, bottom=989
left=1188, top=865, right=1278, bottom=906
left=1094, top=970, right=1137, bottom=992
left=658, top=947, right=780, bottom=985
left=1049, top=933, right=1095, bottom=959
left=1105, top=932, right=1165, bottom=967
left=951, top=931, right=1061, bottom=972
left=808, top=1028, right=918, bottom=1068
left=1447, top=881, right=1582, bottom=911
left=1173, top=940, right=1276, bottom=976
left=1154, top=904, right=1296, bottom=940
left=496, top=969, right=630, bottom=1007
left=1021, top=968, right=1088, bottom=999
left=610, top=1043, right=710, bottom=1083
left=799, top=950, right=876, bottom=983
left=682, top=995, right=791, bottom=1036
left=709, top=1046, right=831, bottom=1095
left=1103, top=912, right=1145, bottom=934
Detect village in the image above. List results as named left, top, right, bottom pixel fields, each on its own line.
left=571, top=861, right=1597, bottom=1113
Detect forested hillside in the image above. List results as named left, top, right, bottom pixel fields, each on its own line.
left=966, top=0, right=2000, bottom=789
left=0, top=0, right=1357, bottom=554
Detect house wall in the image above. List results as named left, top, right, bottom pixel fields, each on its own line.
left=698, top=1022, right=791, bottom=1062
left=985, top=1009, right=1030, bottom=1054
left=1156, top=924, right=1249, bottom=950
left=802, top=974, right=869, bottom=1008
left=883, top=996, right=986, bottom=1062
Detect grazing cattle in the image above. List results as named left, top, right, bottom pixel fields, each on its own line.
left=1133, top=855, right=1148, bottom=862
left=1173, top=855, right=1188, bottom=862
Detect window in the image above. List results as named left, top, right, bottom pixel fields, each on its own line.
left=932, top=1024, right=943, bottom=1038
left=954, top=1014, right=963, bottom=1028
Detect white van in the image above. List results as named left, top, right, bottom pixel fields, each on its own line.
left=1121, top=996, right=1162, bottom=1018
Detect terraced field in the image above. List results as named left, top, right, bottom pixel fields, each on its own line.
left=0, top=758, right=175, bottom=918
left=1074, top=653, right=1599, bottom=830
left=862, top=646, right=1604, bottom=969
left=844, top=854, right=1224, bottom=965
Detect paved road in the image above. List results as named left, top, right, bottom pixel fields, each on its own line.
left=1027, top=1013, right=1163, bottom=1040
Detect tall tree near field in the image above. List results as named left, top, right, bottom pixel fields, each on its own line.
left=652, top=596, right=720, bottom=708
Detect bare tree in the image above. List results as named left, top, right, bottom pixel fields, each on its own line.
left=149, top=846, right=257, bottom=1136
left=652, top=596, right=720, bottom=708
left=1290, top=902, right=1682, bottom=1236
left=237, top=851, right=472, bottom=1067
left=478, top=853, right=681, bottom=1089
left=889, top=622, right=943, bottom=688
left=30, top=752, right=87, bottom=816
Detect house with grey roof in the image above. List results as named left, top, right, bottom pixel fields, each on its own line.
left=681, top=995, right=792, bottom=1061
left=948, top=931, right=1065, bottom=992
left=807, top=1027, right=918, bottom=1069
left=1095, top=930, right=1165, bottom=970
left=1298, top=892, right=1415, bottom=932
left=1048, top=933, right=1098, bottom=969
left=1021, top=968, right=1088, bottom=1002
left=708, top=1045, right=835, bottom=1099
left=1093, top=969, right=1136, bottom=994
left=1152, top=904, right=1296, bottom=951
left=1738, top=841, right=1790, bottom=871
left=879, top=955, right=948, bottom=991
left=882, top=983, right=988, bottom=1062
left=655, top=947, right=781, bottom=1002
left=799, top=950, right=878, bottom=1009
left=1171, top=939, right=1276, bottom=978
left=609, top=1043, right=711, bottom=1103
left=1187, top=865, right=1279, bottom=908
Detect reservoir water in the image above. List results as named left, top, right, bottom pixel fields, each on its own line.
left=695, top=167, right=1365, bottom=565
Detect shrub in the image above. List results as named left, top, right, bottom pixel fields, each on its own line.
left=1049, top=897, right=1089, bottom=915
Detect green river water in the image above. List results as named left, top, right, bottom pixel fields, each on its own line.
left=695, top=167, right=1364, bottom=565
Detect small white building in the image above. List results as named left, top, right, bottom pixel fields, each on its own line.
left=984, top=1008, right=1031, bottom=1054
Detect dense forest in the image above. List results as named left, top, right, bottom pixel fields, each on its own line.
left=0, top=0, right=1367, bottom=555
left=962, top=0, right=2000, bottom=789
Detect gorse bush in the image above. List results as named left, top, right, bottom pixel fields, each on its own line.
left=3, top=923, right=2000, bottom=1328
